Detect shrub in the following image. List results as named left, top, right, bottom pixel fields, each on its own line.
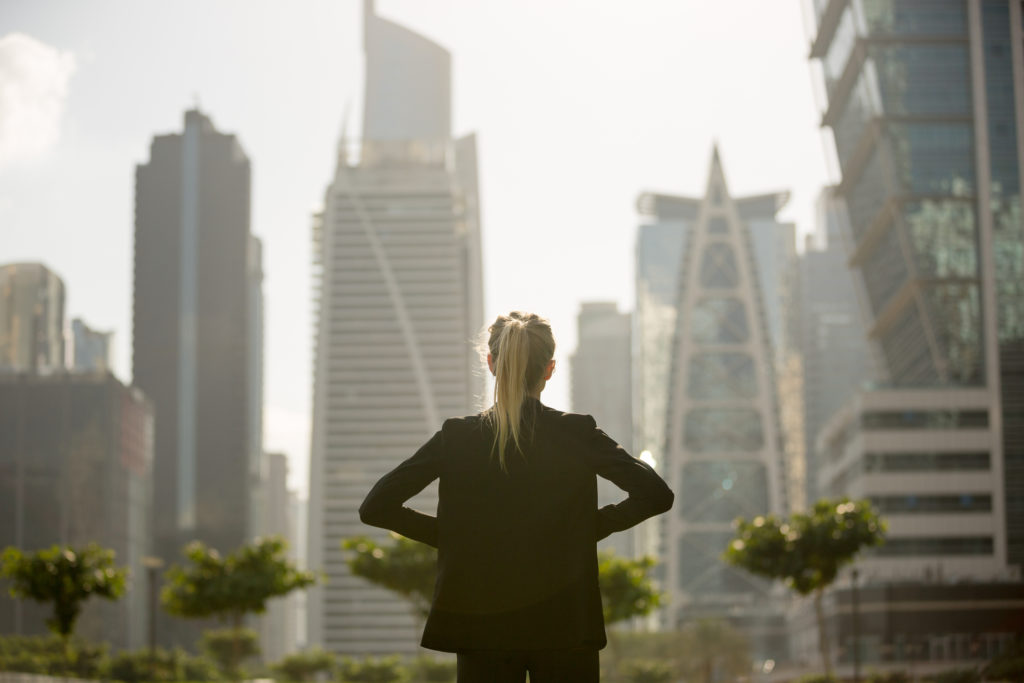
left=923, top=668, right=980, bottom=683
left=337, top=656, right=408, bottom=683
left=272, top=648, right=337, bottom=682
left=410, top=656, right=455, bottom=683
left=618, top=659, right=674, bottom=683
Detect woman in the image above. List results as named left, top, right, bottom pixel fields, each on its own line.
left=359, top=311, right=674, bottom=683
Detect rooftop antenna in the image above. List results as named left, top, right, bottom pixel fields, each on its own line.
left=336, top=100, right=353, bottom=170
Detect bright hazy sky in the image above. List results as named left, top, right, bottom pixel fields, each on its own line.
left=2, top=0, right=836, bottom=496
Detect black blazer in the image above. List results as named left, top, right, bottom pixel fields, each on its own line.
left=358, top=399, right=674, bottom=653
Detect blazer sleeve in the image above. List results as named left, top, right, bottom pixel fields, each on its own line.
left=358, top=429, right=444, bottom=547
left=576, top=415, right=674, bottom=541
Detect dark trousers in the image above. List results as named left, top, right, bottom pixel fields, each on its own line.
left=456, top=647, right=599, bottom=683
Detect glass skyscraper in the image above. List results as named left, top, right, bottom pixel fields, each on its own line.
left=809, top=0, right=1024, bottom=570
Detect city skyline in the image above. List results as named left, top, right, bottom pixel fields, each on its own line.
left=1, top=1, right=832, bottom=494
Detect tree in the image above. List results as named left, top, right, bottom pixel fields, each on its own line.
left=724, top=498, right=886, bottom=679
left=0, top=544, right=126, bottom=653
left=597, top=550, right=661, bottom=627
left=271, top=648, right=336, bottom=682
left=677, top=618, right=751, bottom=683
left=200, top=628, right=260, bottom=678
left=343, top=534, right=437, bottom=619
left=161, top=536, right=317, bottom=678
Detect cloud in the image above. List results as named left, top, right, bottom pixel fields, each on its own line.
left=0, top=33, right=76, bottom=167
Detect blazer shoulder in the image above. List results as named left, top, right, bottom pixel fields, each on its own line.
left=540, top=406, right=597, bottom=433
left=440, top=413, right=487, bottom=440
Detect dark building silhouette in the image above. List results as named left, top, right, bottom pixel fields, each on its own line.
left=0, top=371, right=153, bottom=650
left=133, top=109, right=262, bottom=646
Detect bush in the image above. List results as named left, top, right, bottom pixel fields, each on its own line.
left=201, top=627, right=260, bottom=677
left=792, top=675, right=836, bottom=683
left=409, top=656, right=455, bottom=683
left=923, top=668, right=981, bottom=683
left=867, top=672, right=911, bottom=683
left=272, top=648, right=336, bottom=682
left=0, top=635, right=106, bottom=678
left=337, top=656, right=408, bottom=683
left=618, top=658, right=674, bottom=683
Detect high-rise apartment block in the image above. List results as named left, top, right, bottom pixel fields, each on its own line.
left=570, top=302, right=635, bottom=558
left=133, top=109, right=263, bottom=646
left=307, top=1, right=484, bottom=655
left=0, top=263, right=65, bottom=373
left=0, top=372, right=153, bottom=650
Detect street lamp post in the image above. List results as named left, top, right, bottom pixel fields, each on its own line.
left=852, top=568, right=861, bottom=683
left=141, top=556, right=165, bottom=661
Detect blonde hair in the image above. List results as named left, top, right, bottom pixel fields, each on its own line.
left=485, top=312, right=556, bottom=471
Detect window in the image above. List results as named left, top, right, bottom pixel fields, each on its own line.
left=687, top=352, right=757, bottom=399
left=699, top=243, right=738, bottom=288
left=870, top=494, right=991, bottom=514
left=680, top=461, right=768, bottom=522
left=684, top=408, right=764, bottom=452
left=876, top=536, right=993, bottom=557
left=861, top=410, right=988, bottom=430
left=691, top=298, right=749, bottom=344
left=863, top=451, right=990, bottom=472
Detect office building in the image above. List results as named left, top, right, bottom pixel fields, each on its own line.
left=71, top=318, right=113, bottom=373
left=659, top=149, right=790, bottom=659
left=0, top=372, right=153, bottom=650
left=259, top=452, right=299, bottom=662
left=133, top=108, right=263, bottom=646
left=808, top=0, right=1024, bottom=568
left=0, top=263, right=65, bottom=373
left=570, top=302, right=634, bottom=558
left=307, top=0, right=484, bottom=654
left=797, top=189, right=872, bottom=506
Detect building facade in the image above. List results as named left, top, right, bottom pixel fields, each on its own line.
left=798, top=188, right=873, bottom=506
left=0, top=372, right=153, bottom=650
left=307, top=0, right=484, bottom=655
left=658, top=150, right=791, bottom=659
left=570, top=302, right=635, bottom=559
left=0, top=263, right=65, bottom=373
left=133, top=108, right=263, bottom=646
left=71, top=318, right=113, bottom=373
left=808, top=0, right=1024, bottom=569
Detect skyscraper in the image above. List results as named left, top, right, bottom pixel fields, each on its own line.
left=0, top=263, right=65, bottom=373
left=570, top=302, right=634, bottom=558
left=133, top=109, right=263, bottom=645
left=71, top=318, right=113, bottom=373
left=797, top=188, right=872, bottom=506
left=0, top=371, right=153, bottom=650
left=307, top=1, right=484, bottom=654
left=659, top=150, right=790, bottom=658
left=807, top=0, right=1024, bottom=572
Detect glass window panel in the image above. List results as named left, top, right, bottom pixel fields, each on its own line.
left=904, top=200, right=978, bottom=278
left=824, top=7, right=858, bottom=89
left=699, top=243, right=739, bottom=288
left=680, top=461, right=768, bottom=522
left=870, top=45, right=971, bottom=116
left=919, top=282, right=983, bottom=386
left=876, top=536, right=993, bottom=557
left=861, top=409, right=988, bottom=429
left=879, top=303, right=939, bottom=385
left=864, top=451, right=990, bottom=472
left=691, top=298, right=749, bottom=344
left=684, top=408, right=764, bottom=452
left=687, top=352, right=757, bottom=399
left=871, top=494, right=991, bottom=514
left=861, top=0, right=967, bottom=35
left=862, top=223, right=907, bottom=312
left=679, top=531, right=763, bottom=594
left=708, top=216, right=729, bottom=234
left=889, top=123, right=975, bottom=196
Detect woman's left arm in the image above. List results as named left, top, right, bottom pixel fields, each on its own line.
left=358, top=430, right=443, bottom=547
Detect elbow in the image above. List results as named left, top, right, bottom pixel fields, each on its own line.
left=358, top=499, right=384, bottom=527
left=654, top=487, right=674, bottom=515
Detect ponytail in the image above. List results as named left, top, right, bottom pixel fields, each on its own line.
left=485, top=312, right=555, bottom=472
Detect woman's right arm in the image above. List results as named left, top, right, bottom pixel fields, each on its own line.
left=576, top=415, right=674, bottom=540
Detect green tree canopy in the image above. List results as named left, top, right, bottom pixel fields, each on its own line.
left=597, top=550, right=661, bottom=626
left=162, top=536, right=317, bottom=676
left=0, top=544, right=126, bottom=646
left=724, top=498, right=885, bottom=678
left=343, top=534, right=437, bottom=618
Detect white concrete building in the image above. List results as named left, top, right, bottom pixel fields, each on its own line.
left=307, top=0, right=484, bottom=655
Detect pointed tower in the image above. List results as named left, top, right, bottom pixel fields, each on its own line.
left=307, top=1, right=483, bottom=655
left=662, top=149, right=788, bottom=655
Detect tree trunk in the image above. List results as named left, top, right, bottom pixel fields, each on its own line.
left=814, top=589, right=833, bottom=680
left=231, top=613, right=242, bottom=682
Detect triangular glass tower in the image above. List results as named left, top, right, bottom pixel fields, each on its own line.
left=663, top=149, right=787, bottom=653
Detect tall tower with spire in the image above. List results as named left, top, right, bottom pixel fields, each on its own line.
left=307, top=1, right=484, bottom=655
left=661, top=149, right=791, bottom=659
